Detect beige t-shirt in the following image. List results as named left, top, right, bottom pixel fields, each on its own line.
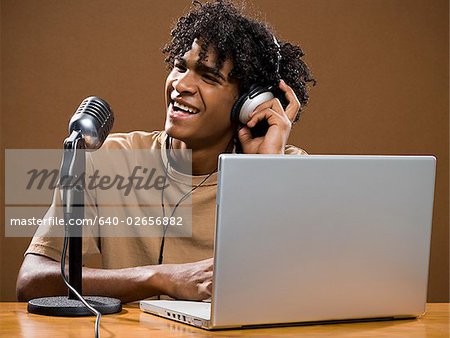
left=25, top=131, right=307, bottom=268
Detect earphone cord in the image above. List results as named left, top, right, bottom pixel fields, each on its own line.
left=157, top=136, right=233, bottom=266
left=158, top=171, right=214, bottom=265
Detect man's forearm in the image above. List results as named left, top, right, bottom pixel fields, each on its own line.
left=16, top=254, right=165, bottom=303
left=83, top=264, right=163, bottom=303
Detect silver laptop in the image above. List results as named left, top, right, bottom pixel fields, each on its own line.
left=140, top=155, right=436, bottom=329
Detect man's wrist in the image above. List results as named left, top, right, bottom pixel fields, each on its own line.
left=148, top=264, right=171, bottom=297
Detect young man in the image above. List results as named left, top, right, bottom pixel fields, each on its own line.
left=17, top=0, right=314, bottom=303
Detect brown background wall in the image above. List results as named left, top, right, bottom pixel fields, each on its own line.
left=1, top=0, right=448, bottom=301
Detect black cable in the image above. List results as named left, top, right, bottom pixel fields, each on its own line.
left=61, top=213, right=101, bottom=338
left=158, top=136, right=233, bottom=265
left=158, top=139, right=214, bottom=264
left=158, top=137, right=172, bottom=265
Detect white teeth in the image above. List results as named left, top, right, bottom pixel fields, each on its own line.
left=173, top=101, right=199, bottom=114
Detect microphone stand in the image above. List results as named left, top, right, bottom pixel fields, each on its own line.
left=28, top=130, right=122, bottom=316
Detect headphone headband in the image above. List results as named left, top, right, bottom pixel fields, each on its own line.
left=229, top=34, right=285, bottom=135
left=273, top=35, right=282, bottom=75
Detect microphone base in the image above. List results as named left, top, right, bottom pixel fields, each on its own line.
left=28, top=296, right=122, bottom=317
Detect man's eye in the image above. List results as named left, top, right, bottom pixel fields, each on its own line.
left=203, top=75, right=219, bottom=84
left=174, top=63, right=186, bottom=72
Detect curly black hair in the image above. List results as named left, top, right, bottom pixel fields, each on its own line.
left=162, top=0, right=316, bottom=113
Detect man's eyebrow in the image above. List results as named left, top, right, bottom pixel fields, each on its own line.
left=175, top=57, right=186, bottom=65
left=195, top=62, right=226, bottom=81
left=175, top=56, right=227, bottom=82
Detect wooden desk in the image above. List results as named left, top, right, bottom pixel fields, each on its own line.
left=0, top=302, right=448, bottom=337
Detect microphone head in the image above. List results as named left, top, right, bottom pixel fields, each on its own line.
left=68, top=96, right=114, bottom=150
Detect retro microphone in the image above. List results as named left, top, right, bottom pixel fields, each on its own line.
left=28, top=97, right=122, bottom=318
left=68, top=96, right=115, bottom=150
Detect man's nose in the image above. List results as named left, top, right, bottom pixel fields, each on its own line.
left=173, top=71, right=197, bottom=94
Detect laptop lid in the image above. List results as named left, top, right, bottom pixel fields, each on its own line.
left=211, top=155, right=435, bottom=328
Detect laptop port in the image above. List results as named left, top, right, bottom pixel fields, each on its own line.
left=182, top=315, right=186, bottom=321
left=193, top=319, right=203, bottom=327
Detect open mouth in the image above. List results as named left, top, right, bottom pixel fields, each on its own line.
left=172, top=101, right=199, bottom=114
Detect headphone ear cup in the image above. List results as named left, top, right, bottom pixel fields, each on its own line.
left=230, top=92, right=250, bottom=126
left=239, top=90, right=275, bottom=124
left=230, top=84, right=263, bottom=126
left=231, top=85, right=275, bottom=126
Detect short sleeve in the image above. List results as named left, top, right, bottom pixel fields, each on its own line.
left=284, top=144, right=308, bottom=155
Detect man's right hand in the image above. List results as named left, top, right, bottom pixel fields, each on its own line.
left=156, top=258, right=213, bottom=301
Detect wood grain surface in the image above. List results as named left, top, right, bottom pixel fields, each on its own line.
left=0, top=302, right=448, bottom=337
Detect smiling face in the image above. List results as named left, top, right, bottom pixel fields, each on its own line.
left=164, top=39, right=239, bottom=149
